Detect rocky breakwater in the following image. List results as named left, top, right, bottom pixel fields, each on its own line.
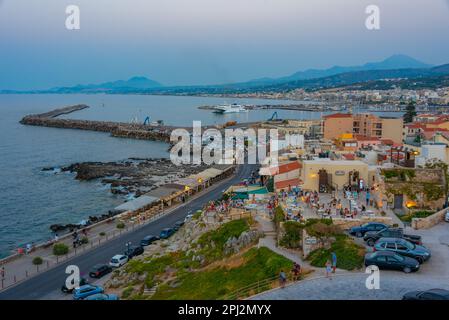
left=20, top=104, right=172, bottom=143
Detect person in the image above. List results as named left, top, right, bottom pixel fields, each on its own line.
left=25, top=243, right=32, bottom=255
left=366, top=191, right=371, bottom=206
left=325, top=260, right=332, bottom=279
left=54, top=233, right=59, bottom=242
left=331, top=252, right=337, bottom=273
left=279, top=270, right=287, bottom=288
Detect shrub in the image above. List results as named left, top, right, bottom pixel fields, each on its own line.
left=99, top=232, right=106, bottom=236
left=273, top=206, right=285, bottom=224
left=53, top=243, right=69, bottom=256
left=307, top=235, right=365, bottom=270
left=121, top=286, right=134, bottom=299
left=32, top=257, right=43, bottom=265
left=80, top=237, right=89, bottom=244
left=280, top=221, right=304, bottom=249
left=116, top=222, right=126, bottom=229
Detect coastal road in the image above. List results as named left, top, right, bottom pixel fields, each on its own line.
left=0, top=164, right=257, bottom=300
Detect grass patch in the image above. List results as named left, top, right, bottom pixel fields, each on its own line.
left=307, top=234, right=365, bottom=271
left=150, top=247, right=293, bottom=300
left=399, top=210, right=435, bottom=222
left=196, top=219, right=250, bottom=263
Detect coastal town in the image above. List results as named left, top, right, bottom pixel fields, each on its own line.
left=1, top=96, right=449, bottom=301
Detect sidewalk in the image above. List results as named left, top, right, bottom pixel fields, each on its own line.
left=0, top=170, right=237, bottom=292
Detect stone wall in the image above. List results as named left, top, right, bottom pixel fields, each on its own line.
left=411, top=208, right=448, bottom=230
left=331, top=216, right=394, bottom=229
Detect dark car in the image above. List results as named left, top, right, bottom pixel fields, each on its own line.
left=160, top=228, right=175, bottom=239
left=140, top=235, right=159, bottom=246
left=364, top=251, right=420, bottom=273
left=173, top=220, right=185, bottom=231
left=89, top=264, right=112, bottom=278
left=349, top=222, right=388, bottom=237
left=363, top=228, right=422, bottom=246
left=374, top=237, right=431, bottom=263
left=61, top=277, right=88, bottom=293
left=402, top=289, right=449, bottom=300
left=124, top=245, right=144, bottom=259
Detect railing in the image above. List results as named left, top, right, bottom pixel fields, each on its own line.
left=221, top=274, right=302, bottom=300
left=0, top=166, right=237, bottom=292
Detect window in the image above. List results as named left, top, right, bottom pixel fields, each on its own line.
left=376, top=256, right=387, bottom=262
left=386, top=243, right=396, bottom=249
left=397, top=244, right=408, bottom=251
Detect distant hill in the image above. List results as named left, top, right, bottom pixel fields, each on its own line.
left=47, top=76, right=162, bottom=93
left=247, top=54, right=433, bottom=85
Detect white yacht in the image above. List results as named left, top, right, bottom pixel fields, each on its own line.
left=213, top=103, right=248, bottom=114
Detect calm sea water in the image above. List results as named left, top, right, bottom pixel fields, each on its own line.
left=0, top=94, right=401, bottom=258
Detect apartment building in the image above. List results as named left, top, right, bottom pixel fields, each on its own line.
left=323, top=113, right=403, bottom=144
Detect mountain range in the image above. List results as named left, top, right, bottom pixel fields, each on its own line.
left=3, top=54, right=448, bottom=94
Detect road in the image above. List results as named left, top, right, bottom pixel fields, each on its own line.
left=0, top=164, right=257, bottom=300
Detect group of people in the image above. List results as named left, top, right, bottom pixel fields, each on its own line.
left=279, top=262, right=302, bottom=288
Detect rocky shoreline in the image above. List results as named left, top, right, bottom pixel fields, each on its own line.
left=44, top=158, right=210, bottom=197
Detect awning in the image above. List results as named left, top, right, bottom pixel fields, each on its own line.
left=114, top=195, right=159, bottom=212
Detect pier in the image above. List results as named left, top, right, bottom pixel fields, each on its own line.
left=20, top=105, right=174, bottom=143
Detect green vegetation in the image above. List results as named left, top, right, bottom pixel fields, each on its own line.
left=279, top=221, right=303, bottom=248
left=32, top=257, right=43, bottom=265
left=116, top=222, right=125, bottom=229
left=121, top=286, right=134, bottom=299
left=99, top=232, right=106, bottom=237
left=80, top=236, right=89, bottom=244
left=192, top=210, right=203, bottom=220
left=196, top=219, right=250, bottom=263
left=53, top=243, right=69, bottom=256
left=399, top=210, right=435, bottom=223
left=273, top=206, right=285, bottom=225
left=150, top=247, right=293, bottom=300
left=381, top=169, right=415, bottom=181
left=307, top=234, right=365, bottom=271
left=403, top=102, right=417, bottom=123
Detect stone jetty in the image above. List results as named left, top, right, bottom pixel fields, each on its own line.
left=20, top=104, right=173, bottom=143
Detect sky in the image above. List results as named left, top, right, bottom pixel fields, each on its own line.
left=0, top=0, right=449, bottom=90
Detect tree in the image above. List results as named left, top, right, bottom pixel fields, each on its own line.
left=403, top=102, right=417, bottom=123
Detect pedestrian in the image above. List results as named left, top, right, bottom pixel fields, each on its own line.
left=279, top=270, right=287, bottom=288
left=325, top=260, right=332, bottom=279
left=366, top=191, right=370, bottom=206
left=331, top=252, right=337, bottom=273
left=25, top=243, right=31, bottom=255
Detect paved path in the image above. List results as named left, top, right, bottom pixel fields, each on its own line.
left=253, top=222, right=449, bottom=300
left=252, top=272, right=449, bottom=300
left=0, top=164, right=257, bottom=300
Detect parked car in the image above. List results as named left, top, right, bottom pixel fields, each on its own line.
left=84, top=293, right=119, bottom=300
left=445, top=210, right=449, bottom=222
left=109, top=254, right=128, bottom=268
left=89, top=264, right=113, bottom=278
left=124, top=245, right=144, bottom=259
left=402, top=288, right=449, bottom=300
left=140, top=235, right=159, bottom=246
left=363, top=228, right=422, bottom=246
left=364, top=251, right=420, bottom=273
left=73, top=285, right=104, bottom=300
left=173, top=220, right=185, bottom=231
left=184, top=214, right=193, bottom=223
left=61, top=277, right=88, bottom=293
left=160, top=228, right=175, bottom=239
left=349, top=222, right=388, bottom=237
left=373, top=237, right=431, bottom=263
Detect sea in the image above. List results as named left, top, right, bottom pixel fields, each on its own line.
left=0, top=93, right=401, bottom=258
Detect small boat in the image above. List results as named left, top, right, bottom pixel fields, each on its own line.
left=213, top=103, right=248, bottom=114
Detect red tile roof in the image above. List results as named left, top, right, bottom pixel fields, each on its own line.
left=275, top=178, right=302, bottom=190
left=277, top=161, right=302, bottom=174
left=342, top=153, right=355, bottom=160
